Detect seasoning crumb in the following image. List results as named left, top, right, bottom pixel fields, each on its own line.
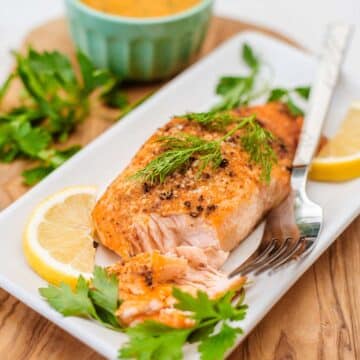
left=93, top=241, right=99, bottom=249
left=190, top=211, right=199, bottom=218
left=159, top=190, right=173, bottom=200
left=143, top=182, right=151, bottom=193
left=219, top=158, right=229, bottom=168
left=202, top=172, right=210, bottom=180
left=143, top=270, right=153, bottom=287
left=184, top=201, right=191, bottom=208
left=279, top=142, right=288, bottom=156
left=206, top=204, right=217, bottom=214
left=196, top=205, right=204, bottom=212
left=198, top=195, right=204, bottom=202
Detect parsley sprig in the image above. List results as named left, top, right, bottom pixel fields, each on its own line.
left=120, top=288, right=248, bottom=360
left=0, top=48, right=129, bottom=185
left=39, top=266, right=122, bottom=330
left=40, top=267, right=248, bottom=360
left=211, top=44, right=261, bottom=112
left=268, top=86, right=310, bottom=116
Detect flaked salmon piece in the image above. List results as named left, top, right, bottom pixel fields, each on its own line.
left=93, top=103, right=301, bottom=266
left=108, top=252, right=246, bottom=328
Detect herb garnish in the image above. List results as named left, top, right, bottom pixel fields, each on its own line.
left=120, top=288, right=248, bottom=360
left=267, top=86, right=310, bottom=116
left=40, top=266, right=248, bottom=360
left=135, top=113, right=277, bottom=184
left=132, top=116, right=260, bottom=184
left=0, top=48, right=130, bottom=184
left=211, top=43, right=262, bottom=111
left=182, top=111, right=237, bottom=131
left=39, top=266, right=122, bottom=330
left=240, top=117, right=277, bottom=182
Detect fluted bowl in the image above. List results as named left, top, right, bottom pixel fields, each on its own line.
left=65, top=0, right=213, bottom=81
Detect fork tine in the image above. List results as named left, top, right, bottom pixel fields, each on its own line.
left=245, top=238, right=294, bottom=275
left=228, top=239, right=277, bottom=278
left=256, top=237, right=305, bottom=275
left=273, top=234, right=319, bottom=271
left=239, top=238, right=290, bottom=276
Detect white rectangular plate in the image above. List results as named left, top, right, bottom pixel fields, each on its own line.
left=0, top=31, right=359, bottom=359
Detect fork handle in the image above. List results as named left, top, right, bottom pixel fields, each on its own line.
left=292, top=23, right=353, bottom=167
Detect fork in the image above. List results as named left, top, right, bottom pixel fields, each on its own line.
left=230, top=23, right=353, bottom=278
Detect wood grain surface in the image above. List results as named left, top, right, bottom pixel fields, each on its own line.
left=0, top=16, right=359, bottom=360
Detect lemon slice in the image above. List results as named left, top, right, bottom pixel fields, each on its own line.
left=309, top=102, right=360, bottom=181
left=23, top=186, right=97, bottom=287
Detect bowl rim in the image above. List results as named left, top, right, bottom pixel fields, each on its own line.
left=65, top=0, right=214, bottom=24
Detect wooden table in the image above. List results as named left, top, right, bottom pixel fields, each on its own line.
left=0, top=16, right=359, bottom=360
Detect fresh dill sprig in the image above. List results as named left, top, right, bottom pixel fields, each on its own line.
left=131, top=116, right=276, bottom=184
left=131, top=134, right=222, bottom=185
left=240, top=117, right=277, bottom=182
left=183, top=110, right=277, bottom=182
left=131, top=120, right=248, bottom=185
left=180, top=111, right=237, bottom=131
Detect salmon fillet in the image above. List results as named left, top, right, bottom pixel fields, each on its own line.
left=107, top=251, right=246, bottom=328
left=93, top=102, right=301, bottom=266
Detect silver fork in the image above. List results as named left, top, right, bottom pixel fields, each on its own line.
left=230, top=23, right=353, bottom=278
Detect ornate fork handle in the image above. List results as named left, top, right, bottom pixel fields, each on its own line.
left=293, top=24, right=353, bottom=168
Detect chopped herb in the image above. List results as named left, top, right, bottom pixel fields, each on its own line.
left=22, top=146, right=81, bottom=185
left=211, top=43, right=262, bottom=111
left=40, top=265, right=248, bottom=360
left=132, top=133, right=223, bottom=185
left=39, top=266, right=122, bottom=331
left=0, top=48, right=145, bottom=185
left=239, top=116, right=277, bottom=182
left=181, top=111, right=237, bottom=131
left=267, top=86, right=310, bottom=116
left=131, top=118, right=253, bottom=185
left=175, top=112, right=277, bottom=183
left=0, top=73, right=15, bottom=104
left=119, top=287, right=248, bottom=360
left=242, top=43, right=260, bottom=71
left=294, top=86, right=311, bottom=99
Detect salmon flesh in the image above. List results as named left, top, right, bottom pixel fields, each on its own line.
left=93, top=103, right=301, bottom=267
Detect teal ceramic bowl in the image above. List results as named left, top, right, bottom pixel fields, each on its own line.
left=65, top=0, right=214, bottom=81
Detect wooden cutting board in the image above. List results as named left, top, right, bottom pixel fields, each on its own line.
left=0, top=16, right=359, bottom=360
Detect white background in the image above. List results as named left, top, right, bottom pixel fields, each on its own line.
left=0, top=0, right=359, bottom=81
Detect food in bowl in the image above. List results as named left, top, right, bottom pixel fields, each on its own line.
left=81, top=0, right=202, bottom=18
left=65, top=0, right=213, bottom=81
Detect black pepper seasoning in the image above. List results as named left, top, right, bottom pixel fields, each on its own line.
left=219, top=158, right=229, bottom=168
left=206, top=204, right=217, bottom=214
left=159, top=190, right=173, bottom=200
left=143, top=182, right=151, bottom=193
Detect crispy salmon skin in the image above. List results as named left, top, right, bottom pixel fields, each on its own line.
left=92, top=103, right=301, bottom=264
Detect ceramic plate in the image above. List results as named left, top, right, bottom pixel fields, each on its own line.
left=0, top=32, right=359, bottom=359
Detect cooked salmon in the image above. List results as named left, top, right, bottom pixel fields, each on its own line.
left=93, top=102, right=301, bottom=267
left=107, top=251, right=246, bottom=327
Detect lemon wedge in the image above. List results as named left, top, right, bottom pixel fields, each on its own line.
left=309, top=102, right=360, bottom=181
left=23, top=186, right=97, bottom=287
